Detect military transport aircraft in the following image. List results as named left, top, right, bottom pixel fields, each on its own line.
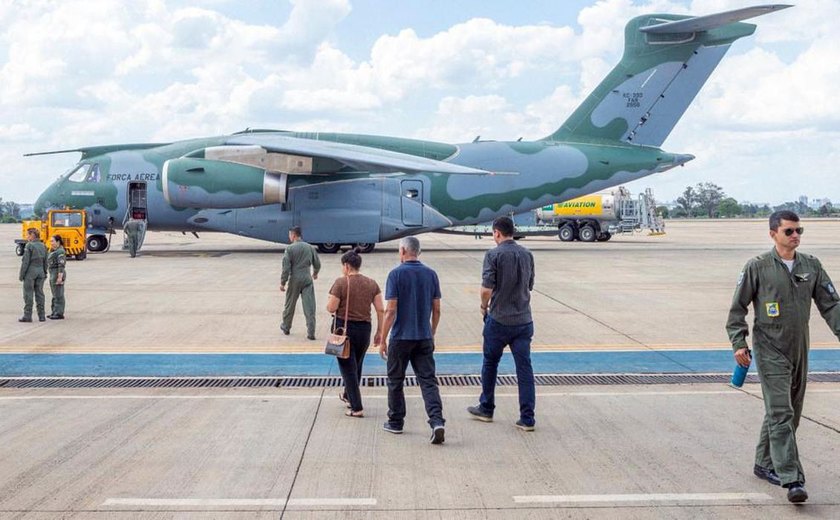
left=30, top=5, right=789, bottom=254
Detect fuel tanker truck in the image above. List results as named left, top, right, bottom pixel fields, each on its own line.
left=534, top=186, right=664, bottom=242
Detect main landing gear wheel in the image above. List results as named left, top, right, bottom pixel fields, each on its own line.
left=579, top=225, right=597, bottom=242
left=355, top=243, right=376, bottom=253
left=316, top=243, right=341, bottom=254
left=15, top=243, right=24, bottom=256
left=87, top=235, right=108, bottom=252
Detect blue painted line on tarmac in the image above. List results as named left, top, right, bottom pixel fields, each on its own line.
left=1, top=349, right=840, bottom=377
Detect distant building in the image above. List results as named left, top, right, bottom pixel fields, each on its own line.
left=809, top=197, right=832, bottom=210
left=798, top=195, right=809, bottom=206
left=739, top=201, right=771, bottom=208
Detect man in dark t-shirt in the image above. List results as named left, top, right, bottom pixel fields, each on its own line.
left=468, top=216, right=536, bottom=431
left=379, top=236, right=445, bottom=444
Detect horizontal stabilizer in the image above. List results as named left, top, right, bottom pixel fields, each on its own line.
left=640, top=4, right=792, bottom=34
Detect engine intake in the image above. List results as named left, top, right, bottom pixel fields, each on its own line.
left=162, top=158, right=288, bottom=209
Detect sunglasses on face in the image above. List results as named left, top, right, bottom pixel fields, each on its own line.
left=782, top=227, right=804, bottom=237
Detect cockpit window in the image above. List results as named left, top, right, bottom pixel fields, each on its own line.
left=65, top=163, right=101, bottom=183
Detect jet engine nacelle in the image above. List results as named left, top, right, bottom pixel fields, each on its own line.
left=162, top=157, right=287, bottom=209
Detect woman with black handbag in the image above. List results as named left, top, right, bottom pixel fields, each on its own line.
left=326, top=248, right=384, bottom=417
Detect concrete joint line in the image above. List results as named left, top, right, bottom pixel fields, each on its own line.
left=280, top=384, right=328, bottom=518
left=530, top=287, right=702, bottom=372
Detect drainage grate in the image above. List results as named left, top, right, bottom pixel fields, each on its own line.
left=1, top=372, right=839, bottom=389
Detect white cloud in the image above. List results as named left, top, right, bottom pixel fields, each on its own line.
left=367, top=18, right=577, bottom=99
left=700, top=38, right=840, bottom=130
left=0, top=124, right=43, bottom=141
left=0, top=0, right=836, bottom=206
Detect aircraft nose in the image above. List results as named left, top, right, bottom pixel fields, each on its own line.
left=33, top=184, right=57, bottom=217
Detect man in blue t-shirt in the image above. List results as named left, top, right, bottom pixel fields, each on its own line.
left=379, top=236, right=445, bottom=444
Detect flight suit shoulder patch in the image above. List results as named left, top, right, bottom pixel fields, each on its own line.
left=824, top=282, right=840, bottom=302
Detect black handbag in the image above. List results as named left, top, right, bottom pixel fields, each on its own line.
left=325, top=276, right=351, bottom=359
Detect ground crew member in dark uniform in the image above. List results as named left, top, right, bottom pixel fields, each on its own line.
left=124, top=217, right=144, bottom=258
left=19, top=228, right=48, bottom=323
left=727, top=210, right=840, bottom=504
left=280, top=226, right=320, bottom=340
left=48, top=235, right=67, bottom=320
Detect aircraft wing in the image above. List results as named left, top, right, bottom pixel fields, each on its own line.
left=225, top=134, right=497, bottom=176
left=24, top=143, right=171, bottom=160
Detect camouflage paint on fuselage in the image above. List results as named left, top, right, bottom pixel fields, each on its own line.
left=31, top=7, right=788, bottom=247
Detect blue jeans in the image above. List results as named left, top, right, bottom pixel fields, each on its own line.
left=479, top=316, right=535, bottom=426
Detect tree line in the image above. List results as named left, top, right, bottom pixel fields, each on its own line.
left=0, top=197, right=22, bottom=223
left=658, top=183, right=837, bottom=219
left=1, top=187, right=836, bottom=224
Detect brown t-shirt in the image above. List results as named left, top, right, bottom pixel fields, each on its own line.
left=329, top=274, right=381, bottom=322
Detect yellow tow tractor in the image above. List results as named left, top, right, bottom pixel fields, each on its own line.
left=14, top=208, right=87, bottom=260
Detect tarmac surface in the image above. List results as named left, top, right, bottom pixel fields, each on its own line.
left=2, top=219, right=840, bottom=518
left=2, top=219, right=840, bottom=354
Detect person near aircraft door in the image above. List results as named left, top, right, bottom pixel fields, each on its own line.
left=280, top=226, right=321, bottom=340
left=379, top=236, right=446, bottom=444
left=468, top=216, right=537, bottom=431
left=19, top=228, right=48, bottom=323
left=326, top=247, right=385, bottom=417
left=726, top=210, right=840, bottom=504
left=47, top=235, right=67, bottom=320
left=124, top=216, right=144, bottom=258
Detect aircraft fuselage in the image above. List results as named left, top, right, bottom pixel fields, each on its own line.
left=33, top=131, right=689, bottom=246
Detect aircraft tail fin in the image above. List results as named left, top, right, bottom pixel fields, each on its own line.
left=545, top=4, right=791, bottom=147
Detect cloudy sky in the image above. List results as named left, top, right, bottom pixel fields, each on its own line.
left=1, top=0, right=837, bottom=205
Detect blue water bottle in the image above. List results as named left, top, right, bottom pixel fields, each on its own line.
left=731, top=363, right=749, bottom=387
left=731, top=348, right=751, bottom=387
